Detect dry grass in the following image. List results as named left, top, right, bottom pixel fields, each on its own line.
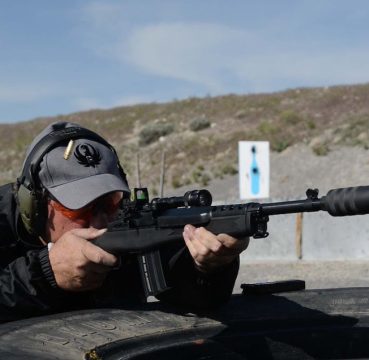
left=2, top=83, right=369, bottom=192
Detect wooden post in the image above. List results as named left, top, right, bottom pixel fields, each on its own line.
left=136, top=152, right=141, bottom=188
left=295, top=213, right=303, bottom=260
left=159, top=151, right=166, bottom=197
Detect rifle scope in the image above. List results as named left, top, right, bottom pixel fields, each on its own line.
left=151, top=189, right=212, bottom=210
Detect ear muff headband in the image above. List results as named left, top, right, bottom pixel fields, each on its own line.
left=17, top=125, right=127, bottom=237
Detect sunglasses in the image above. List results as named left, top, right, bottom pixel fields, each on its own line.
left=50, top=192, right=123, bottom=221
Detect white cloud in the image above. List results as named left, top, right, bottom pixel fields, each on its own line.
left=121, top=22, right=254, bottom=92
left=120, top=22, right=369, bottom=93
left=81, top=1, right=124, bottom=30
left=79, top=4, right=369, bottom=96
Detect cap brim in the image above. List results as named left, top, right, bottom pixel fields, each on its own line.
left=47, top=173, right=130, bottom=209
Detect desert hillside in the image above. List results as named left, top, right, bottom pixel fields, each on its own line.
left=1, top=83, right=369, bottom=201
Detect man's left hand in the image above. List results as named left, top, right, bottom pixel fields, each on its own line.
left=183, top=224, right=249, bottom=273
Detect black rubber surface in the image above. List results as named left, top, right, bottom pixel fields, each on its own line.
left=1, top=287, right=369, bottom=359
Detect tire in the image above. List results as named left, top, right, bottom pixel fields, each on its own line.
left=1, top=287, right=369, bottom=359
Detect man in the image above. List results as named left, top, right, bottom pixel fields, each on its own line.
left=0, top=121, right=248, bottom=323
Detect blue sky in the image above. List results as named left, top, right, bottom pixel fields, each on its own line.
left=1, top=1, right=369, bottom=123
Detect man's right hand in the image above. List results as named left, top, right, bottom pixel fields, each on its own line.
left=48, top=228, right=118, bottom=291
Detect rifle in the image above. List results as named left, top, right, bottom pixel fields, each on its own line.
left=94, top=186, right=369, bottom=296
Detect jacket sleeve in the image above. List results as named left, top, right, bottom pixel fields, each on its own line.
left=156, top=245, right=239, bottom=310
left=0, top=247, right=68, bottom=323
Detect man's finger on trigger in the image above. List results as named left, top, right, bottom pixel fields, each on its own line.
left=72, top=227, right=107, bottom=240
left=82, top=241, right=118, bottom=267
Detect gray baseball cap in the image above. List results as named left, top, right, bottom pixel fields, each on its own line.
left=32, top=122, right=130, bottom=209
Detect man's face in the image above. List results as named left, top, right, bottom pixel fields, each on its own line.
left=44, top=192, right=123, bottom=242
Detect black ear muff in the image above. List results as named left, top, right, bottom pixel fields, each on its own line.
left=16, top=183, right=46, bottom=237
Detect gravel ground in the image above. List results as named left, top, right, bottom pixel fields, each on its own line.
left=234, top=260, right=369, bottom=294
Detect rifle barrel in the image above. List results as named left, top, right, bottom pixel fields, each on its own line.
left=261, top=199, right=323, bottom=216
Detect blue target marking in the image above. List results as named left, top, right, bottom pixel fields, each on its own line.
left=250, top=146, right=260, bottom=195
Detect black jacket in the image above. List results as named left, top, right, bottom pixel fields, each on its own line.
left=0, top=183, right=239, bottom=323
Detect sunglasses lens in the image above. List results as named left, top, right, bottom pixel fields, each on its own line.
left=50, top=192, right=123, bottom=220
left=51, top=201, right=91, bottom=220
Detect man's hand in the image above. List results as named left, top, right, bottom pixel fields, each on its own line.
left=183, top=224, right=249, bottom=273
left=48, top=228, right=118, bottom=291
